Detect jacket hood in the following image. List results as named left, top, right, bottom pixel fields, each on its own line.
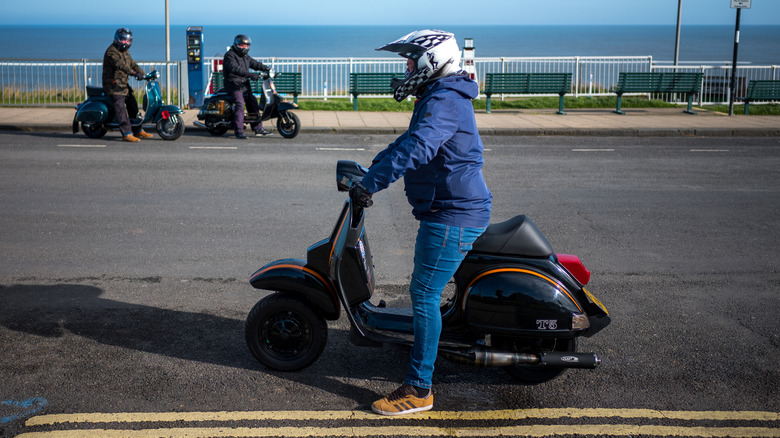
left=426, top=74, right=479, bottom=100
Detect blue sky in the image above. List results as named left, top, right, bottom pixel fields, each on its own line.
left=1, top=0, right=779, bottom=26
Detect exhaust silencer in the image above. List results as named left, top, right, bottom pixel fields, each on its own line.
left=439, top=347, right=600, bottom=369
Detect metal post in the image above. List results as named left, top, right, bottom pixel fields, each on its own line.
left=165, top=0, right=171, bottom=104
left=728, top=7, right=741, bottom=116
left=674, top=0, right=682, bottom=68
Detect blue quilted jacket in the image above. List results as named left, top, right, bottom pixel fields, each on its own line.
left=361, top=74, right=492, bottom=228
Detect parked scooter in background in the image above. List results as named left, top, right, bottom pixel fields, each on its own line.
left=244, top=160, right=611, bottom=384
left=195, top=72, right=301, bottom=139
left=72, top=70, right=185, bottom=141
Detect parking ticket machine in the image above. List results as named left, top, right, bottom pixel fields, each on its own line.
left=186, top=26, right=204, bottom=107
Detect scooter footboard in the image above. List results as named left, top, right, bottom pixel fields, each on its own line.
left=249, top=259, right=340, bottom=319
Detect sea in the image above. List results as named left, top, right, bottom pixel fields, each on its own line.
left=1, top=25, right=779, bottom=65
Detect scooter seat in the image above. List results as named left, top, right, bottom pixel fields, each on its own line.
left=86, top=86, right=105, bottom=97
left=472, top=215, right=554, bottom=257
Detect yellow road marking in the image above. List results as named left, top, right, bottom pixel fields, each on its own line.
left=16, top=425, right=780, bottom=438
left=25, top=408, right=780, bottom=425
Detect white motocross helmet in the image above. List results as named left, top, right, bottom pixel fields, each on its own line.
left=376, top=29, right=463, bottom=101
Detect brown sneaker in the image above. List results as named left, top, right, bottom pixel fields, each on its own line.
left=371, top=383, right=433, bottom=416
left=122, top=134, right=141, bottom=142
left=136, top=130, right=153, bottom=139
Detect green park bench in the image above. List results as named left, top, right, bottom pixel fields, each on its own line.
left=613, top=72, right=702, bottom=115
left=349, top=73, right=405, bottom=111
left=740, top=80, right=780, bottom=115
left=210, top=72, right=302, bottom=103
left=483, top=73, right=572, bottom=114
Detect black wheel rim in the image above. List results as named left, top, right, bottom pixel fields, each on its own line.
left=259, top=310, right=312, bottom=360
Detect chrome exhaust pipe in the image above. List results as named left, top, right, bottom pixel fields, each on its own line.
left=439, top=347, right=600, bottom=369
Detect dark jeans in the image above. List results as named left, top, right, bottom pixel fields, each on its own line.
left=110, top=88, right=139, bottom=136
left=231, top=90, right=263, bottom=135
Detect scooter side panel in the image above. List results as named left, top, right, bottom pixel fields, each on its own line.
left=74, top=100, right=111, bottom=124
left=250, top=258, right=340, bottom=320
left=463, top=268, right=584, bottom=337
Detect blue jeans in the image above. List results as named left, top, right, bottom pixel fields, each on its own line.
left=405, top=221, right=486, bottom=390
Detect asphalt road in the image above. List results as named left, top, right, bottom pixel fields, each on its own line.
left=1, top=131, right=779, bottom=437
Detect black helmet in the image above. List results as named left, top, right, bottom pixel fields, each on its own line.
left=232, top=34, right=251, bottom=56
left=113, top=27, right=133, bottom=52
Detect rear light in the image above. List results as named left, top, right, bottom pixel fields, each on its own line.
left=162, top=110, right=170, bottom=120
left=557, top=253, right=590, bottom=285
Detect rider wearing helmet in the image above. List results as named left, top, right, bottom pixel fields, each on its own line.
left=222, top=34, right=272, bottom=139
left=351, top=30, right=492, bottom=416
left=102, top=27, right=151, bottom=142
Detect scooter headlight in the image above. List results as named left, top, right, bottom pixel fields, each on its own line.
left=572, top=313, right=590, bottom=330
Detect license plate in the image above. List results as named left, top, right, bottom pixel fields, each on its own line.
left=583, top=288, right=609, bottom=316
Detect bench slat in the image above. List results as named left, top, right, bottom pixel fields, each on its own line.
left=614, top=72, right=702, bottom=115
left=742, top=80, right=780, bottom=114
left=349, top=73, right=405, bottom=110
left=483, top=73, right=571, bottom=114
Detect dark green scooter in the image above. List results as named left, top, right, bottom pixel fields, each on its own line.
left=72, top=70, right=185, bottom=140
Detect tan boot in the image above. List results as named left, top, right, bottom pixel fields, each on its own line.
left=122, top=134, right=141, bottom=142
left=136, top=130, right=153, bottom=139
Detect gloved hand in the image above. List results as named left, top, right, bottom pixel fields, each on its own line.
left=349, top=182, right=373, bottom=208
left=249, top=73, right=260, bottom=81
left=134, top=72, right=145, bottom=80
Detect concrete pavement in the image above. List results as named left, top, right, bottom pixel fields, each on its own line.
left=0, top=105, right=778, bottom=136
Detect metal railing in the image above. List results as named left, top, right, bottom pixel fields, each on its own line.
left=0, top=59, right=184, bottom=107
left=1, top=56, right=778, bottom=107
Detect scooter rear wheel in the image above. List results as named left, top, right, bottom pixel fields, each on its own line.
left=245, top=293, right=327, bottom=371
left=82, top=122, right=107, bottom=139
left=493, top=336, right=577, bottom=384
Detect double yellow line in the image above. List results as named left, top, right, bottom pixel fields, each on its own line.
left=20, top=408, right=780, bottom=437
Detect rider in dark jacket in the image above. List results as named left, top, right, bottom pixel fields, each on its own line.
left=102, top=28, right=151, bottom=142
left=223, top=34, right=272, bottom=139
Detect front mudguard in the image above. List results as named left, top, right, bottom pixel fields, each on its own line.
left=149, top=105, right=184, bottom=124
left=249, top=259, right=340, bottom=320
left=278, top=101, right=298, bottom=111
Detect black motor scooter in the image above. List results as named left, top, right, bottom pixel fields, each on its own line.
left=72, top=70, right=185, bottom=141
left=245, top=160, right=610, bottom=384
left=195, top=72, right=301, bottom=139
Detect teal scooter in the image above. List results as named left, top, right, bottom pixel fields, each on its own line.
left=72, top=70, right=185, bottom=140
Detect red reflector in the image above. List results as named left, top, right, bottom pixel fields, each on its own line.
left=557, top=253, right=590, bottom=285
left=162, top=110, right=170, bottom=119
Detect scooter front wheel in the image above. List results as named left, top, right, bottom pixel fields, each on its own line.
left=245, top=293, right=327, bottom=371
left=493, top=336, right=577, bottom=385
left=156, top=114, right=185, bottom=140
left=276, top=111, right=301, bottom=139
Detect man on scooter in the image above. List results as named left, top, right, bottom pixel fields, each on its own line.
left=102, top=27, right=151, bottom=142
left=223, top=34, right=272, bottom=139
left=350, top=29, right=492, bottom=416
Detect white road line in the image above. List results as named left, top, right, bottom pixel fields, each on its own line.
left=572, top=148, right=615, bottom=152
left=316, top=147, right=366, bottom=151
left=690, top=149, right=730, bottom=152
left=189, top=146, right=238, bottom=150
left=57, top=144, right=106, bottom=148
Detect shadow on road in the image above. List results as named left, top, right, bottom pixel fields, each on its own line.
left=0, top=283, right=436, bottom=405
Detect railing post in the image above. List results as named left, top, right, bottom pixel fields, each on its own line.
left=82, top=58, right=88, bottom=97
left=575, top=56, right=581, bottom=97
